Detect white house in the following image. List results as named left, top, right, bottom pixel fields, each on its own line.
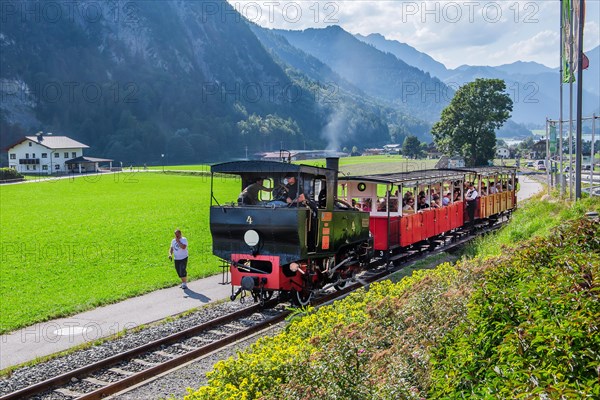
left=7, top=132, right=112, bottom=174
left=496, top=147, right=510, bottom=158
left=383, top=144, right=401, bottom=154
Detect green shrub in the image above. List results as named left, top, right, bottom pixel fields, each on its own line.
left=430, top=218, right=600, bottom=398
left=0, top=168, right=23, bottom=181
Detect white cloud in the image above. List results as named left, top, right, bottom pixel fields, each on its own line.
left=584, top=21, right=600, bottom=50
left=230, top=0, right=600, bottom=68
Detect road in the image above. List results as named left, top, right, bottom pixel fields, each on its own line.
left=517, top=173, right=544, bottom=202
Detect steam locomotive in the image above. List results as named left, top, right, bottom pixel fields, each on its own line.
left=209, top=158, right=517, bottom=305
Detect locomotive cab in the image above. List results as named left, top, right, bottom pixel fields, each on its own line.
left=210, top=160, right=371, bottom=305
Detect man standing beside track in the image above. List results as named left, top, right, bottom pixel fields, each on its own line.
left=169, top=229, right=189, bottom=289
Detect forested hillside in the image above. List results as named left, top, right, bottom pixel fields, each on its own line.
left=1, top=1, right=422, bottom=165
left=1, top=0, right=313, bottom=163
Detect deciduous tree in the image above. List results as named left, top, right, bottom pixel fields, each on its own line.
left=431, top=79, right=512, bottom=167
left=402, top=135, right=423, bottom=159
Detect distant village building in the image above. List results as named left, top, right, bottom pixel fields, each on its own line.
left=363, top=148, right=385, bottom=156
left=426, top=143, right=442, bottom=159
left=259, top=150, right=346, bottom=162
left=448, top=156, right=466, bottom=168
left=496, top=147, right=510, bottom=158
left=529, top=140, right=547, bottom=159
left=383, top=144, right=401, bottom=154
left=6, top=132, right=112, bottom=174
left=435, top=155, right=466, bottom=169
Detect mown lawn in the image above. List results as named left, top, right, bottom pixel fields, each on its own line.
left=0, top=172, right=239, bottom=333
left=298, top=155, right=439, bottom=175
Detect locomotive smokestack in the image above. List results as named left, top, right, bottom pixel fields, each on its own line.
left=326, top=157, right=339, bottom=173
left=326, top=157, right=339, bottom=206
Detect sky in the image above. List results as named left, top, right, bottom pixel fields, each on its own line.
left=227, top=0, right=600, bottom=69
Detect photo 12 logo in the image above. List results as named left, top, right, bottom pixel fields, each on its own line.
left=200, top=1, right=339, bottom=24
left=0, top=1, right=141, bottom=25
left=201, top=80, right=340, bottom=104
left=398, top=1, right=539, bottom=24
left=0, top=80, right=138, bottom=104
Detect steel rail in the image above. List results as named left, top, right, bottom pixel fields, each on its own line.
left=0, top=303, right=272, bottom=400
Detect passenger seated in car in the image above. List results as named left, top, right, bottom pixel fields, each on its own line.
left=442, top=192, right=451, bottom=206
left=417, top=195, right=430, bottom=210
left=403, top=197, right=415, bottom=214
left=402, top=191, right=414, bottom=206
left=362, top=198, right=372, bottom=211
left=453, top=188, right=462, bottom=202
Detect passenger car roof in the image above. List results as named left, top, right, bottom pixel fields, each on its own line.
left=211, top=160, right=335, bottom=177
left=340, top=169, right=466, bottom=185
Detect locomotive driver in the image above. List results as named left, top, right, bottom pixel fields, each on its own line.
left=168, top=229, right=189, bottom=289
left=282, top=175, right=305, bottom=204
left=271, top=175, right=305, bottom=206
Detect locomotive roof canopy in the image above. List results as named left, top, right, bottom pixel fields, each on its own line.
left=211, top=160, right=336, bottom=178
left=341, top=169, right=466, bottom=185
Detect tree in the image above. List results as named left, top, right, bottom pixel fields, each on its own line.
left=431, top=79, right=512, bottom=167
left=402, top=135, right=423, bottom=159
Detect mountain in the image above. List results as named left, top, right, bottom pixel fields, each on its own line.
left=446, top=63, right=599, bottom=124
left=248, top=24, right=431, bottom=144
left=273, top=26, right=453, bottom=123
left=2, top=0, right=325, bottom=163
left=357, top=33, right=599, bottom=126
left=355, top=33, right=450, bottom=80
left=494, top=61, right=555, bottom=76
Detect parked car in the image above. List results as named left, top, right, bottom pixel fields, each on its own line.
left=535, top=160, right=547, bottom=170
left=526, top=161, right=534, bottom=168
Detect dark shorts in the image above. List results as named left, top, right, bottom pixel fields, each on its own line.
left=174, top=257, right=188, bottom=278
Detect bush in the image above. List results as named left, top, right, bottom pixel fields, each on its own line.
left=0, top=168, right=23, bottom=181
left=430, top=218, right=600, bottom=398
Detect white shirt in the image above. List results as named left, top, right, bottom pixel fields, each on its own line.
left=466, top=189, right=478, bottom=201
left=171, top=237, right=188, bottom=260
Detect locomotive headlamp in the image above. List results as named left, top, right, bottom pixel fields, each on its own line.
left=244, top=230, right=260, bottom=247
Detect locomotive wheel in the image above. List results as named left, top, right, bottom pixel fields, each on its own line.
left=333, top=271, right=356, bottom=291
left=261, top=290, right=273, bottom=302
left=293, top=289, right=313, bottom=307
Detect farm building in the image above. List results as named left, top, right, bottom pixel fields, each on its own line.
left=6, top=132, right=112, bottom=174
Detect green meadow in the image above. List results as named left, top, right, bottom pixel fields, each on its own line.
left=0, top=172, right=239, bottom=333
left=297, top=155, right=439, bottom=175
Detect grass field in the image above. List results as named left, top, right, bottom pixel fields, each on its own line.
left=0, top=172, right=239, bottom=333
left=146, top=165, right=211, bottom=171
left=297, top=155, right=439, bottom=175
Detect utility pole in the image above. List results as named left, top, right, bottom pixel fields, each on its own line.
left=575, top=0, right=584, bottom=199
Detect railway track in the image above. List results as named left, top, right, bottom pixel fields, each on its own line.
left=0, top=217, right=508, bottom=400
